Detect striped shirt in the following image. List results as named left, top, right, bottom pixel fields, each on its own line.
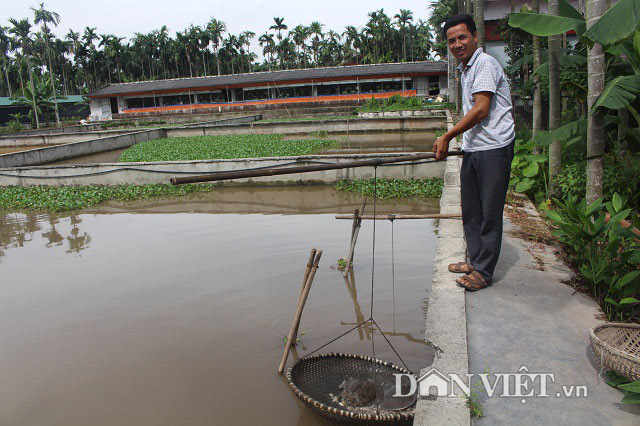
left=457, top=48, right=515, bottom=152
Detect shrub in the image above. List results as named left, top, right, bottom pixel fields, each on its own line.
left=546, top=194, right=640, bottom=322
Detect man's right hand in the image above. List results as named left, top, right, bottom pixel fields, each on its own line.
left=432, top=135, right=450, bottom=161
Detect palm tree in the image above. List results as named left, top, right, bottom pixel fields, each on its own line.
left=0, top=26, right=12, bottom=97
left=531, top=0, right=543, bottom=153
left=474, top=0, right=485, bottom=50
left=342, top=25, right=360, bottom=64
left=270, top=17, right=287, bottom=41
left=585, top=0, right=606, bottom=203
left=9, top=18, right=40, bottom=129
left=394, top=9, right=413, bottom=62
left=32, top=2, right=61, bottom=125
left=547, top=0, right=562, bottom=196
left=240, top=31, right=255, bottom=72
left=259, top=32, right=275, bottom=69
left=291, top=25, right=309, bottom=67
left=206, top=18, right=226, bottom=76
left=82, top=27, right=98, bottom=87
left=309, top=21, right=324, bottom=65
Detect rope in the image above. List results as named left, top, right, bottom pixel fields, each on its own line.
left=370, top=165, right=379, bottom=415
left=301, top=164, right=411, bottom=382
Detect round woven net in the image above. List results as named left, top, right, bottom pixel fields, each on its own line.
left=287, top=352, right=417, bottom=423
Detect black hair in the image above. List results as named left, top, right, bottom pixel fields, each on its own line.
left=442, top=14, right=477, bottom=39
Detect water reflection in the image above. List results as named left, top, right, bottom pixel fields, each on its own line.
left=340, top=268, right=427, bottom=348
left=0, top=212, right=91, bottom=261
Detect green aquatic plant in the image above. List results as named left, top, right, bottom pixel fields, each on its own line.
left=0, top=184, right=213, bottom=212
left=335, top=178, right=443, bottom=199
left=119, top=134, right=338, bottom=162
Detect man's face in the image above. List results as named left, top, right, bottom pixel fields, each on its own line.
left=446, top=23, right=478, bottom=64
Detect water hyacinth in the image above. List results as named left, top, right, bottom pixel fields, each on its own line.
left=335, top=178, right=443, bottom=199
left=0, top=184, right=213, bottom=212
left=118, top=134, right=339, bottom=162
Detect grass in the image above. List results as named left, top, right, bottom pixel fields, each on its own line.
left=118, top=134, right=339, bottom=162
left=335, top=178, right=443, bottom=199
left=0, top=184, right=213, bottom=212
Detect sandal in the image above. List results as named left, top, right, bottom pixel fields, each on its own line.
left=448, top=262, right=474, bottom=274
left=456, top=271, right=489, bottom=292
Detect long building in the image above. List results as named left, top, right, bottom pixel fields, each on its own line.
left=87, top=61, right=448, bottom=120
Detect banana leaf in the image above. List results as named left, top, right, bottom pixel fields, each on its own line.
left=509, top=0, right=585, bottom=36
left=584, top=0, right=640, bottom=46
left=592, top=75, right=640, bottom=111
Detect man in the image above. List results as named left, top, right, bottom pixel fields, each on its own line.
left=432, top=14, right=515, bottom=291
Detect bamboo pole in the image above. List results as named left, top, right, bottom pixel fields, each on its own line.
left=278, top=250, right=323, bottom=375
left=171, top=151, right=464, bottom=185
left=344, top=200, right=366, bottom=276
left=335, top=213, right=463, bottom=220
left=292, top=249, right=316, bottom=343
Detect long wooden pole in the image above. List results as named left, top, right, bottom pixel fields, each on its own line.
left=171, top=151, right=463, bottom=185
left=344, top=200, right=366, bottom=276
left=278, top=250, right=323, bottom=375
left=335, top=213, right=463, bottom=220
left=292, top=249, right=316, bottom=343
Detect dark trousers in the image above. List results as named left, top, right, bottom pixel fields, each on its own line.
left=461, top=140, right=514, bottom=282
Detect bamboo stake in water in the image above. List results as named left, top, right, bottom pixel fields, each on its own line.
left=278, top=250, right=323, bottom=375
left=292, top=249, right=316, bottom=343
left=344, top=200, right=366, bottom=276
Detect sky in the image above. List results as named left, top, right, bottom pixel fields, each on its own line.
left=3, top=0, right=436, bottom=58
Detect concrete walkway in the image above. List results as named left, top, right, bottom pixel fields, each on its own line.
left=468, top=200, right=640, bottom=425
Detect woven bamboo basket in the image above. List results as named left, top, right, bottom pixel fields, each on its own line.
left=286, top=352, right=416, bottom=424
left=590, top=323, right=640, bottom=381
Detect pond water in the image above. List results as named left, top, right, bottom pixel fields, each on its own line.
left=0, top=186, right=439, bottom=425
left=49, top=130, right=438, bottom=166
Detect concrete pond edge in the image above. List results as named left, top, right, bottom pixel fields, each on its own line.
left=414, top=110, right=471, bottom=426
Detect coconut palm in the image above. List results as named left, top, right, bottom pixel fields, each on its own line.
left=32, top=2, right=61, bottom=125
left=9, top=18, right=40, bottom=129
left=531, top=0, right=542, bottom=148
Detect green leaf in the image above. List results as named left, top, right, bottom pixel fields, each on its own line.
left=606, top=371, right=631, bottom=387
left=619, top=297, right=640, bottom=305
left=515, top=178, right=535, bottom=193
left=584, top=0, right=640, bottom=46
left=612, top=193, right=624, bottom=212
left=509, top=12, right=586, bottom=37
left=635, top=30, right=640, bottom=60
left=522, top=162, right=540, bottom=177
left=607, top=39, right=640, bottom=75
left=621, top=391, right=640, bottom=404
left=619, top=380, right=640, bottom=393
left=604, top=297, right=619, bottom=306
left=545, top=209, right=565, bottom=223
left=559, top=0, right=584, bottom=20
left=593, top=76, right=640, bottom=112
left=534, top=62, right=549, bottom=78
left=620, top=271, right=640, bottom=287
